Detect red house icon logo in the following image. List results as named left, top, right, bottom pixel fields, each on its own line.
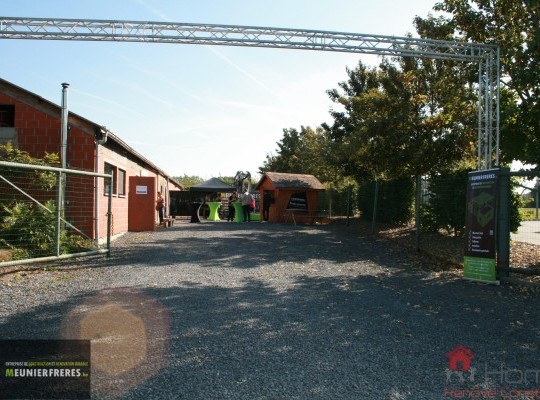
left=446, top=346, right=474, bottom=371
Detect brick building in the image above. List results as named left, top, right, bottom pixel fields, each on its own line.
left=0, top=77, right=182, bottom=239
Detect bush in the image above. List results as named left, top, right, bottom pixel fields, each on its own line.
left=0, top=200, right=94, bottom=260
left=520, top=208, right=539, bottom=221
left=1, top=200, right=57, bottom=258
left=421, top=169, right=523, bottom=236
left=509, top=181, right=523, bottom=233
left=0, top=143, right=92, bottom=260
left=422, top=170, right=469, bottom=236
left=318, top=184, right=358, bottom=216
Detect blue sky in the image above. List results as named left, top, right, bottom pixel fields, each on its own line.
left=0, top=0, right=437, bottom=179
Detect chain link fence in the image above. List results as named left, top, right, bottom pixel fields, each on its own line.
left=347, top=171, right=539, bottom=277
left=505, top=171, right=540, bottom=276
left=0, top=161, right=112, bottom=267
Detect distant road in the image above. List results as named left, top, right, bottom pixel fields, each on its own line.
left=512, top=220, right=540, bottom=245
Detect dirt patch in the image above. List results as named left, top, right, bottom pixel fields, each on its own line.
left=0, top=249, right=12, bottom=263
left=329, top=217, right=540, bottom=283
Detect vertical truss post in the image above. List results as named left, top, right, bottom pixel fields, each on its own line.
left=485, top=54, right=492, bottom=169
left=477, top=50, right=500, bottom=170
left=495, top=47, right=501, bottom=167
left=488, top=50, right=495, bottom=169
left=478, top=59, right=484, bottom=169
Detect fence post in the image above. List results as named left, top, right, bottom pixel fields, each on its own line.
left=55, top=170, right=62, bottom=256
left=106, top=171, right=113, bottom=257
left=534, top=182, right=540, bottom=221
left=328, top=185, right=333, bottom=218
left=497, top=168, right=510, bottom=279
left=371, top=179, right=378, bottom=234
left=346, top=184, right=351, bottom=226
left=415, top=175, right=421, bottom=251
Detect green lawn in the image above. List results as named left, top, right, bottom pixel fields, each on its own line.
left=519, top=208, right=539, bottom=221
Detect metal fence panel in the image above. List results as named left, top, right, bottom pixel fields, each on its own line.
left=354, top=171, right=539, bottom=277
left=507, top=171, right=540, bottom=274
left=0, top=161, right=112, bottom=267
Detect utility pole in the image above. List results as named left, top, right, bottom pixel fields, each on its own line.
left=56, top=82, right=69, bottom=256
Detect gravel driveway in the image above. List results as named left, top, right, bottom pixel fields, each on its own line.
left=0, top=221, right=539, bottom=399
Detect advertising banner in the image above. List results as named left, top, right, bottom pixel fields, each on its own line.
left=0, top=340, right=91, bottom=399
left=463, top=169, right=499, bottom=283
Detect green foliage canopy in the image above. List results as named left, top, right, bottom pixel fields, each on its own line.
left=323, top=56, right=477, bottom=180
left=172, top=174, right=204, bottom=189
left=259, top=126, right=339, bottom=183
left=415, top=0, right=540, bottom=167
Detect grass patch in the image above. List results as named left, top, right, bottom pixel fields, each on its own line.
left=520, top=208, right=539, bottom=221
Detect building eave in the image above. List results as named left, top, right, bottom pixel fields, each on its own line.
left=0, top=76, right=182, bottom=189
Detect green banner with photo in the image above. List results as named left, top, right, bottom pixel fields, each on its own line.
left=463, top=169, right=499, bottom=283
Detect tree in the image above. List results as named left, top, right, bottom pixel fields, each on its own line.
left=260, top=127, right=305, bottom=173
left=415, top=0, right=540, bottom=167
left=173, top=174, right=203, bottom=189
left=324, top=56, right=476, bottom=181
left=259, top=126, right=338, bottom=182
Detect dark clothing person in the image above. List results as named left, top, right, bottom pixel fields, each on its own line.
left=263, top=192, right=272, bottom=222
left=227, top=193, right=237, bottom=222
left=156, top=192, right=165, bottom=224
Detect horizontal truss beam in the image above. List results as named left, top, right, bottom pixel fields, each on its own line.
left=0, top=17, right=496, bottom=61
left=0, top=16, right=500, bottom=169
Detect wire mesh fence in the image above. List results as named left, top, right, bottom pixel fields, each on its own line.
left=0, top=161, right=112, bottom=267
left=507, top=172, right=540, bottom=274
left=351, top=171, right=539, bottom=276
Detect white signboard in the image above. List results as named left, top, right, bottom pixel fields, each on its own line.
left=135, top=185, right=148, bottom=195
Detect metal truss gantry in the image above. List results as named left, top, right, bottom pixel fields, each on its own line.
left=0, top=16, right=500, bottom=170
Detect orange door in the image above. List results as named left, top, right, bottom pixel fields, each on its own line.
left=128, top=176, right=156, bottom=231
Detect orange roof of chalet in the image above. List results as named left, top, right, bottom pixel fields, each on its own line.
left=257, top=172, right=325, bottom=190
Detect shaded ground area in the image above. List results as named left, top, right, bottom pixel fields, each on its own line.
left=341, top=218, right=540, bottom=284
left=0, top=220, right=539, bottom=399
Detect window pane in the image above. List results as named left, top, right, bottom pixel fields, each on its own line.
left=0, top=105, right=15, bottom=127
left=104, top=163, right=116, bottom=195
left=118, top=169, right=126, bottom=196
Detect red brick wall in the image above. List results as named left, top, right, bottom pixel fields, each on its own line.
left=0, top=93, right=94, bottom=170
left=1, top=93, right=96, bottom=238
left=2, top=92, right=179, bottom=239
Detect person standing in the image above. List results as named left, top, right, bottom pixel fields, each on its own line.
left=227, top=192, right=237, bottom=222
left=262, top=191, right=273, bottom=222
left=241, top=190, right=253, bottom=222
left=156, top=191, right=165, bottom=224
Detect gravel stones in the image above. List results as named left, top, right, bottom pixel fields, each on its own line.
left=0, top=221, right=538, bottom=399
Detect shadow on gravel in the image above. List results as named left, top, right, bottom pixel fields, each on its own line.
left=107, top=221, right=415, bottom=271
left=0, top=239, right=538, bottom=399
